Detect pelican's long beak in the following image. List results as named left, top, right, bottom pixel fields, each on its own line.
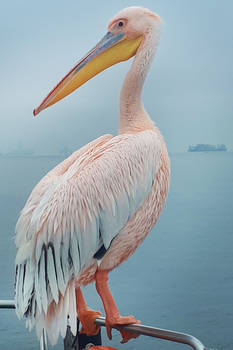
left=33, top=32, right=142, bottom=116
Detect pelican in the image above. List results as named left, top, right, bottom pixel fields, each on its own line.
left=15, top=6, right=170, bottom=346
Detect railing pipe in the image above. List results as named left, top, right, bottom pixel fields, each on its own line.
left=0, top=300, right=15, bottom=309
left=0, top=300, right=207, bottom=350
left=95, top=316, right=206, bottom=350
left=40, top=329, right=48, bottom=350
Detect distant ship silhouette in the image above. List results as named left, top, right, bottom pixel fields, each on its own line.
left=188, top=144, right=227, bottom=152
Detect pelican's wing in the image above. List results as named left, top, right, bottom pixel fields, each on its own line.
left=15, top=134, right=112, bottom=251
left=15, top=130, right=162, bottom=343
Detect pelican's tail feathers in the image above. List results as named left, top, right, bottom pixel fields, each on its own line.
left=15, top=261, right=77, bottom=346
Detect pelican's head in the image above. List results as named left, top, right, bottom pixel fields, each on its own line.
left=108, top=7, right=162, bottom=39
left=33, top=7, right=161, bottom=116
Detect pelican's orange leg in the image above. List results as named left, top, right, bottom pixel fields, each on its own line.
left=76, top=287, right=101, bottom=336
left=95, top=270, right=140, bottom=343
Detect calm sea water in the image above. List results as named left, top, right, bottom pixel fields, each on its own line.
left=0, top=152, right=232, bottom=350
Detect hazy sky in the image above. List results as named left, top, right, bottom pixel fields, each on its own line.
left=0, top=0, right=232, bottom=154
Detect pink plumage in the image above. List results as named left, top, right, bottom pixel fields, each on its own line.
left=15, top=6, right=170, bottom=346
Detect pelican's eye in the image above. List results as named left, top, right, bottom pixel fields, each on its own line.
left=118, top=21, right=124, bottom=27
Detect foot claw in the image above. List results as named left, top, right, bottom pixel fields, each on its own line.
left=105, top=315, right=140, bottom=343
left=107, top=328, right=112, bottom=340
left=79, top=309, right=102, bottom=336
left=118, top=318, right=140, bottom=343
left=120, top=329, right=140, bottom=344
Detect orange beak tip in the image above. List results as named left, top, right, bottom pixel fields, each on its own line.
left=33, top=108, right=39, bottom=117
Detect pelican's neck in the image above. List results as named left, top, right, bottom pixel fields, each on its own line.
left=119, top=26, right=161, bottom=134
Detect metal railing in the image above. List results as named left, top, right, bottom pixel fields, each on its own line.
left=0, top=299, right=206, bottom=350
